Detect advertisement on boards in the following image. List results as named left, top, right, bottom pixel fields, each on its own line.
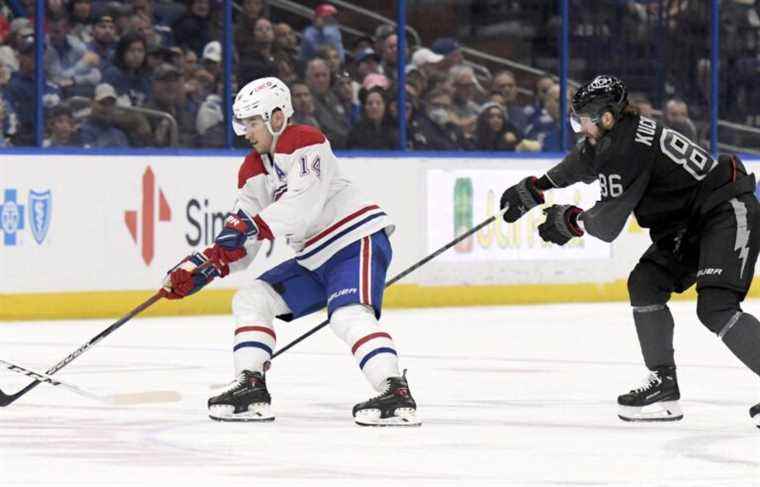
left=426, top=168, right=611, bottom=262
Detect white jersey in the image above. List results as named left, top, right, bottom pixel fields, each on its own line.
left=230, top=124, right=393, bottom=271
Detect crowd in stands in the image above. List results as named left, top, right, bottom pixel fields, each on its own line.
left=0, top=0, right=739, bottom=151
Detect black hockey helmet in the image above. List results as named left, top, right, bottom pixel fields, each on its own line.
left=570, top=75, right=628, bottom=128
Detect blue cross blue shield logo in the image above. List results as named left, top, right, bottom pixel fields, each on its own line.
left=28, top=190, right=52, bottom=244
left=1, top=189, right=24, bottom=246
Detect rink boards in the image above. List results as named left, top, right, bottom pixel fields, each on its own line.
left=1, top=153, right=759, bottom=320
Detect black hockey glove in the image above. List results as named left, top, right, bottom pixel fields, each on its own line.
left=538, top=205, right=584, bottom=246
left=500, top=176, right=544, bottom=223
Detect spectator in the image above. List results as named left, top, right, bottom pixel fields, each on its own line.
left=431, top=37, right=463, bottom=70
left=6, top=34, right=62, bottom=146
left=128, top=11, right=172, bottom=51
left=274, top=54, right=297, bottom=85
left=0, top=19, right=32, bottom=73
left=299, top=3, right=345, bottom=64
left=68, top=0, right=95, bottom=44
left=422, top=88, right=474, bottom=150
left=380, top=33, right=401, bottom=80
left=235, top=0, right=266, bottom=59
left=305, top=57, right=348, bottom=148
left=195, top=90, right=224, bottom=147
left=103, top=31, right=151, bottom=107
left=475, top=102, right=522, bottom=151
left=405, top=65, right=428, bottom=100
left=347, top=86, right=395, bottom=150
left=524, top=83, right=572, bottom=151
left=448, top=65, right=480, bottom=135
left=351, top=34, right=374, bottom=57
left=145, top=63, right=197, bottom=146
left=629, top=92, right=655, bottom=118
left=373, top=24, right=394, bottom=61
left=334, top=70, right=360, bottom=127
left=663, top=98, right=698, bottom=141
left=354, top=48, right=381, bottom=82
left=238, top=17, right=277, bottom=85
left=523, top=75, right=555, bottom=123
left=0, top=96, right=17, bottom=147
left=44, top=15, right=101, bottom=97
left=200, top=41, right=222, bottom=82
left=44, top=104, right=84, bottom=147
left=172, top=0, right=213, bottom=57
left=273, top=22, right=298, bottom=65
left=290, top=80, right=321, bottom=128
left=80, top=83, right=130, bottom=147
left=87, top=14, right=118, bottom=72
left=490, top=70, right=530, bottom=134
left=317, top=44, right=341, bottom=77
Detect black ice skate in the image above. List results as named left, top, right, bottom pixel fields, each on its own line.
left=618, top=366, right=683, bottom=422
left=208, top=370, right=274, bottom=422
left=353, top=370, right=421, bottom=427
left=750, top=402, right=760, bottom=430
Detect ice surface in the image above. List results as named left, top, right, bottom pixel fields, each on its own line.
left=1, top=301, right=758, bottom=486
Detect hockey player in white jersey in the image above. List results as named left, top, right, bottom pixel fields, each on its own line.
left=161, top=77, right=420, bottom=426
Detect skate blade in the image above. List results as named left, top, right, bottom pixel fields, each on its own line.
left=354, top=408, right=421, bottom=427
left=618, top=401, right=683, bottom=422
left=208, top=403, right=275, bottom=422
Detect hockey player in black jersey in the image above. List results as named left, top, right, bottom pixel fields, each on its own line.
left=500, top=75, right=760, bottom=427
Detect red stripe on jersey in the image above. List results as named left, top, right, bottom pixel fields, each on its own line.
left=238, top=152, right=267, bottom=189
left=235, top=326, right=276, bottom=340
left=351, top=332, right=391, bottom=354
left=361, top=237, right=370, bottom=305
left=303, top=205, right=380, bottom=248
left=274, top=125, right=326, bottom=155
left=253, top=215, right=274, bottom=240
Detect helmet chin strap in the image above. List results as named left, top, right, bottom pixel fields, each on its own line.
left=264, top=111, right=288, bottom=150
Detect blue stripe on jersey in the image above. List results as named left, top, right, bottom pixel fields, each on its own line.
left=358, top=347, right=397, bottom=369
left=297, top=212, right=386, bottom=261
left=233, top=341, right=273, bottom=355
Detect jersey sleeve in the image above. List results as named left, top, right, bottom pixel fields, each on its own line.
left=256, top=143, right=333, bottom=241
left=580, top=170, right=650, bottom=242
left=579, top=143, right=653, bottom=242
left=544, top=140, right=597, bottom=188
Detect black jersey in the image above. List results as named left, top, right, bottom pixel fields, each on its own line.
left=545, top=114, right=755, bottom=244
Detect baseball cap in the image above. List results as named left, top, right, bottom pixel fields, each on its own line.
left=354, top=47, right=380, bottom=64
left=314, top=4, right=337, bottom=18
left=431, top=37, right=461, bottom=56
left=411, top=48, right=443, bottom=67
left=94, top=83, right=117, bottom=101
left=9, top=18, right=31, bottom=35
left=362, top=73, right=390, bottom=91
left=202, top=41, right=221, bottom=63
left=154, top=63, right=182, bottom=81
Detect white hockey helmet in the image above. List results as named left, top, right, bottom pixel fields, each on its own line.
left=232, top=77, right=294, bottom=136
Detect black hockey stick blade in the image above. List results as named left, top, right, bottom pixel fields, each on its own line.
left=272, top=207, right=508, bottom=359
left=0, top=291, right=165, bottom=407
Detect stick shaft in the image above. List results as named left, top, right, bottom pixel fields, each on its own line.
left=0, top=292, right=164, bottom=406
left=272, top=209, right=505, bottom=358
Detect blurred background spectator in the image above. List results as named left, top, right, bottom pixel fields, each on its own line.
left=80, top=83, right=130, bottom=147
left=290, top=80, right=320, bottom=128
left=475, top=102, right=522, bottom=151
left=44, top=103, right=84, bottom=147
left=45, top=14, right=101, bottom=98
left=305, top=57, right=348, bottom=149
left=662, top=98, right=698, bottom=141
left=146, top=63, right=197, bottom=146
left=347, top=86, right=395, bottom=150
left=103, top=31, right=151, bottom=107
left=300, top=3, right=344, bottom=66
left=238, top=17, right=277, bottom=85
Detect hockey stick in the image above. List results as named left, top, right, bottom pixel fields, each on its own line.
left=0, top=359, right=180, bottom=405
left=0, top=291, right=164, bottom=407
left=271, top=207, right=509, bottom=359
